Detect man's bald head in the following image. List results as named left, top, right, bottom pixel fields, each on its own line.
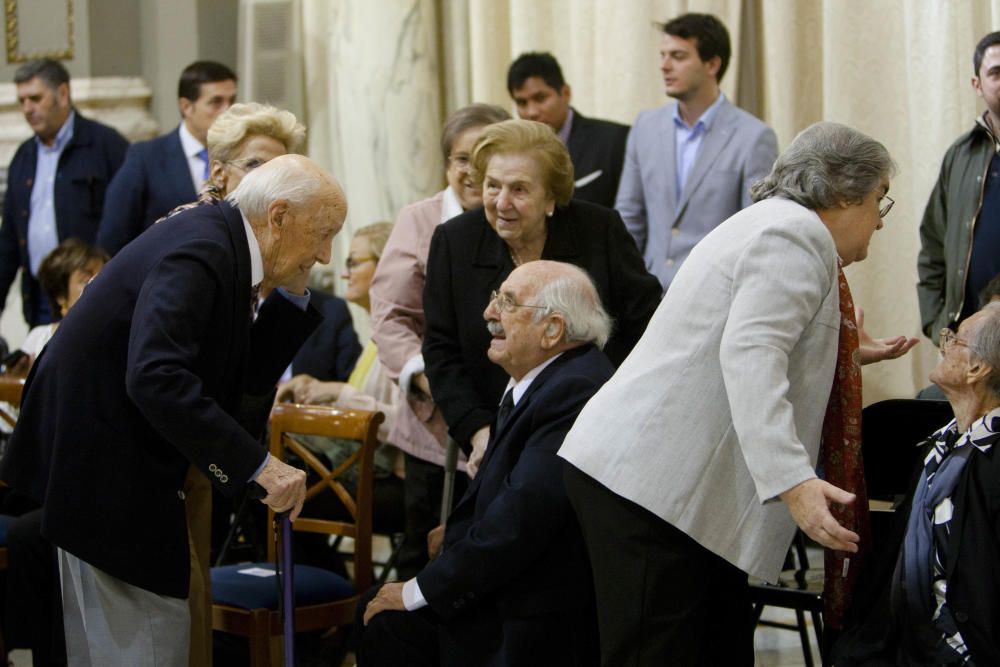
left=226, top=154, right=347, bottom=292
left=485, top=260, right=613, bottom=380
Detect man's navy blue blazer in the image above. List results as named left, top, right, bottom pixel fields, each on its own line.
left=97, top=126, right=197, bottom=255
left=0, top=199, right=322, bottom=598
left=415, top=344, right=612, bottom=665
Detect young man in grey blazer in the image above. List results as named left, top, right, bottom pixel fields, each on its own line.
left=616, top=13, right=778, bottom=292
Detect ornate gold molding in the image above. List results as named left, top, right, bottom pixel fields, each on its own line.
left=5, top=0, right=75, bottom=63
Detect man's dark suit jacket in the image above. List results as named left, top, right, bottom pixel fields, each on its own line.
left=291, top=289, right=361, bottom=382
left=0, top=199, right=321, bottom=598
left=566, top=108, right=630, bottom=209
left=0, top=112, right=128, bottom=325
left=417, top=344, right=611, bottom=666
left=834, top=433, right=1000, bottom=666
left=422, top=200, right=661, bottom=445
left=97, top=126, right=197, bottom=255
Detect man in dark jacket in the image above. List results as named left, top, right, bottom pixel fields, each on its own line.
left=0, top=154, right=344, bottom=665
left=918, top=31, right=1000, bottom=343
left=360, top=261, right=611, bottom=666
left=0, top=58, right=128, bottom=326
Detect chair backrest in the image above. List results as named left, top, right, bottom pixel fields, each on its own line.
left=0, top=377, right=25, bottom=429
left=861, top=398, right=953, bottom=501
left=266, top=403, right=384, bottom=592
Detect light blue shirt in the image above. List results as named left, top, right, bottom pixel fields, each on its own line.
left=673, top=93, right=725, bottom=197
left=28, top=110, right=75, bottom=275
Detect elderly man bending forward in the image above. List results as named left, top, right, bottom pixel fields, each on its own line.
left=360, top=260, right=613, bottom=667
left=0, top=154, right=346, bottom=666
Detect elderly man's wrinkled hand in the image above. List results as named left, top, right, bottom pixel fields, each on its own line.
left=363, top=582, right=406, bottom=625
left=467, top=426, right=490, bottom=478
left=255, top=456, right=307, bottom=521
left=780, top=478, right=860, bottom=552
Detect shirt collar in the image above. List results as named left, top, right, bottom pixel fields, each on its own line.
left=178, top=121, right=206, bottom=158
left=936, top=405, right=1000, bottom=456
left=239, top=211, right=264, bottom=287
left=501, top=352, right=564, bottom=406
left=672, top=92, right=725, bottom=131
left=556, top=107, right=575, bottom=145
left=441, top=186, right=464, bottom=223
left=36, top=109, right=75, bottom=153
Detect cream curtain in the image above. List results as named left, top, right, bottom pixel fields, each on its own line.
left=301, top=0, right=1000, bottom=402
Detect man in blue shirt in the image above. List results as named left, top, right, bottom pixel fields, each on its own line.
left=0, top=59, right=128, bottom=326
left=616, top=13, right=777, bottom=291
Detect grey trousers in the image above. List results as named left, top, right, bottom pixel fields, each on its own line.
left=58, top=549, right=190, bottom=666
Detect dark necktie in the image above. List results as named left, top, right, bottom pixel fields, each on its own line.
left=495, top=389, right=514, bottom=433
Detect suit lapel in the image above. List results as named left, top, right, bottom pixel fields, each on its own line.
left=219, top=200, right=253, bottom=324
left=674, top=100, right=736, bottom=225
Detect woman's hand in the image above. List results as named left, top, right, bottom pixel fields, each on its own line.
left=856, top=307, right=919, bottom=365
left=275, top=374, right=314, bottom=404
left=298, top=380, right=346, bottom=405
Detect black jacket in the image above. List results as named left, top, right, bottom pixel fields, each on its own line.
left=417, top=345, right=611, bottom=666
left=422, top=199, right=661, bottom=444
left=0, top=112, right=128, bottom=325
left=0, top=200, right=320, bottom=597
left=566, top=108, right=630, bottom=209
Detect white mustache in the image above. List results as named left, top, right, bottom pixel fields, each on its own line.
left=487, top=320, right=505, bottom=337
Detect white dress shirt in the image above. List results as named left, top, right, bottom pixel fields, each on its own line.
left=178, top=122, right=209, bottom=194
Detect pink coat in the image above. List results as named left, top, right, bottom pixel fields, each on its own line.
left=370, top=189, right=464, bottom=468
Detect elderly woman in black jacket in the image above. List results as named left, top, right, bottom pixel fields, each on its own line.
left=422, top=119, right=661, bottom=473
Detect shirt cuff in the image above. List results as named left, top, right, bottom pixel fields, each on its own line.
left=249, top=452, right=270, bottom=481
left=402, top=577, right=427, bottom=611
left=275, top=286, right=311, bottom=311
left=399, top=354, right=425, bottom=396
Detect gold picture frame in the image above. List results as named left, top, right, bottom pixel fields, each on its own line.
left=5, top=0, right=75, bottom=63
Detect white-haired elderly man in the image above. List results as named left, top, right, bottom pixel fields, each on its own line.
left=360, top=260, right=613, bottom=667
left=0, top=154, right=345, bottom=665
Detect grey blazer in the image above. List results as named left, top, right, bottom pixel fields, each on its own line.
left=559, top=198, right=840, bottom=583
left=616, top=97, right=777, bottom=290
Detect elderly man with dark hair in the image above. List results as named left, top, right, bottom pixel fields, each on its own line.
left=835, top=302, right=1000, bottom=666
left=507, top=52, right=629, bottom=208
left=0, top=154, right=344, bottom=666
left=98, top=61, right=238, bottom=254
left=360, top=260, right=613, bottom=667
left=561, top=122, right=918, bottom=665
left=0, top=58, right=128, bottom=326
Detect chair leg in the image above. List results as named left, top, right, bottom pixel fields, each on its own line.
left=795, top=609, right=814, bottom=667
left=810, top=609, right=827, bottom=667
left=249, top=609, right=272, bottom=667
left=750, top=602, right=765, bottom=625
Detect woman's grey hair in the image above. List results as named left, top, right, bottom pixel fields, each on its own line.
left=208, top=102, right=305, bottom=164
left=968, top=302, right=1000, bottom=398
left=531, top=265, right=614, bottom=349
left=440, top=103, right=510, bottom=162
left=749, top=121, right=896, bottom=209
left=225, top=159, right=333, bottom=220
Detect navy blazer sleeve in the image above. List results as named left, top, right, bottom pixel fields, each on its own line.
left=125, top=239, right=321, bottom=490
left=0, top=150, right=25, bottom=313
left=98, top=144, right=149, bottom=255
left=415, top=372, right=600, bottom=618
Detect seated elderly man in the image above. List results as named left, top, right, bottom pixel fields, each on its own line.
left=835, top=303, right=1000, bottom=666
left=359, top=260, right=612, bottom=667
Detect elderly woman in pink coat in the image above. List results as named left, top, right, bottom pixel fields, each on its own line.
left=369, top=103, right=509, bottom=578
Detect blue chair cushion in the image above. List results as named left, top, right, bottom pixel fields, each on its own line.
left=211, top=563, right=355, bottom=609
left=0, top=514, right=16, bottom=546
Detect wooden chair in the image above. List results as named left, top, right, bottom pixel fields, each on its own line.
left=211, top=404, right=384, bottom=666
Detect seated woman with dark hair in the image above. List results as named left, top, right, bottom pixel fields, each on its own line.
left=19, top=238, right=108, bottom=363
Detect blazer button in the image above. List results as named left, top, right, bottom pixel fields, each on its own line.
left=177, top=490, right=186, bottom=500
left=209, top=464, right=218, bottom=472
left=955, top=610, right=969, bottom=623
left=665, top=258, right=675, bottom=267
left=214, top=469, right=222, bottom=478
left=220, top=475, right=229, bottom=483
